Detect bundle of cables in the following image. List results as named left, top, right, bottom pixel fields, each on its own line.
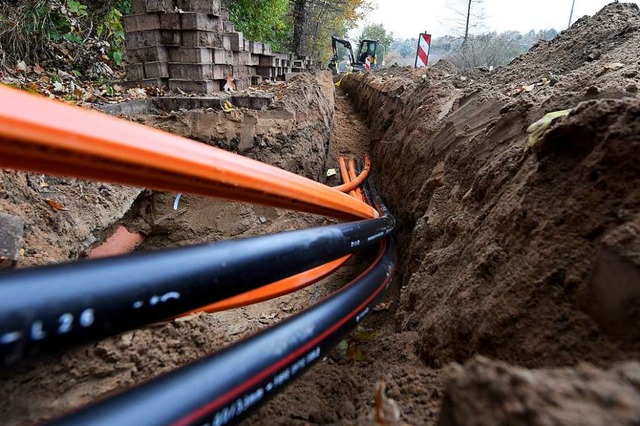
left=0, top=85, right=396, bottom=425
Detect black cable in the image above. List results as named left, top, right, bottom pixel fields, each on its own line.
left=0, top=215, right=394, bottom=366
left=48, top=239, right=396, bottom=426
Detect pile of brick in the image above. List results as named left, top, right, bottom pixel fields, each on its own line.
left=124, top=0, right=313, bottom=94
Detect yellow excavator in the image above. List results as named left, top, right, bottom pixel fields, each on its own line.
left=328, top=36, right=378, bottom=75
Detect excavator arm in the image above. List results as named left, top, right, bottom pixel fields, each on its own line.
left=329, top=36, right=355, bottom=75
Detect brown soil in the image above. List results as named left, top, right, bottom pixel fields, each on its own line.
left=0, top=173, right=140, bottom=267
left=337, top=1, right=640, bottom=423
left=439, top=356, right=640, bottom=426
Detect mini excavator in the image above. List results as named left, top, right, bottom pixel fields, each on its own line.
left=328, top=36, right=378, bottom=75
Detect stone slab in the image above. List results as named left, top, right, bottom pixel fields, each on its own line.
left=0, top=213, right=24, bottom=269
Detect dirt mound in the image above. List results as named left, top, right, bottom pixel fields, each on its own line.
left=0, top=173, right=140, bottom=267
left=338, top=2, right=640, bottom=423
left=439, top=356, right=640, bottom=426
left=493, top=2, right=640, bottom=86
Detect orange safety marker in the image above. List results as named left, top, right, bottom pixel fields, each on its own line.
left=0, top=86, right=376, bottom=220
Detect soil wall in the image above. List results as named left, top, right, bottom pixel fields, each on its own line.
left=338, top=2, right=640, bottom=423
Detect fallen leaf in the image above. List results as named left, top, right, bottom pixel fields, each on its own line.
left=33, top=64, right=45, bottom=75
left=347, top=342, right=365, bottom=362
left=16, top=61, right=27, bottom=74
left=526, top=109, right=573, bottom=148
left=52, top=82, right=66, bottom=93
left=336, top=340, right=348, bottom=356
left=46, top=199, right=69, bottom=211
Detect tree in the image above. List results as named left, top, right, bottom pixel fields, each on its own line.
left=291, top=0, right=306, bottom=56
left=444, top=0, right=485, bottom=43
left=294, top=0, right=371, bottom=62
left=224, top=0, right=291, bottom=51
left=390, top=38, right=415, bottom=58
left=358, top=23, right=393, bottom=63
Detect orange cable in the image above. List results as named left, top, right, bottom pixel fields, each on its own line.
left=347, top=159, right=364, bottom=202
left=0, top=86, right=376, bottom=220
left=188, top=156, right=369, bottom=314
left=184, top=255, right=350, bottom=314
left=334, top=154, right=370, bottom=193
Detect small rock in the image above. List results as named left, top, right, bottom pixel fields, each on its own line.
left=624, top=70, right=638, bottom=78
left=626, top=84, right=638, bottom=93
left=259, top=216, right=267, bottom=224
left=587, top=50, right=602, bottom=61
left=586, top=86, right=599, bottom=96
left=0, top=213, right=25, bottom=269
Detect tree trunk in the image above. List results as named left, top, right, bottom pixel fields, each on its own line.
left=292, top=0, right=307, bottom=57
left=568, top=0, right=576, bottom=28
left=464, top=0, right=472, bottom=44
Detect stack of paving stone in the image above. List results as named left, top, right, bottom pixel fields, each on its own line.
left=124, top=0, right=313, bottom=94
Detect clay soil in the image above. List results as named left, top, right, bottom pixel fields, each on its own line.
left=1, top=3, right=640, bottom=425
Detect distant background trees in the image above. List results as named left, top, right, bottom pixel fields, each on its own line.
left=224, top=0, right=371, bottom=63
left=386, top=29, right=559, bottom=70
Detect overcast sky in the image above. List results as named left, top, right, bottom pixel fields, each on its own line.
left=353, top=0, right=639, bottom=39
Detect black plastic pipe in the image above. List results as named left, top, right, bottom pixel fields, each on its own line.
left=49, top=239, right=396, bottom=426
left=0, top=215, right=394, bottom=366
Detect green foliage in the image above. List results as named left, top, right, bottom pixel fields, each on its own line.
left=0, top=0, right=132, bottom=70
left=391, top=38, right=416, bottom=58
left=224, top=0, right=291, bottom=51
left=358, top=23, right=393, bottom=62
left=302, top=0, right=372, bottom=63
left=97, top=5, right=127, bottom=65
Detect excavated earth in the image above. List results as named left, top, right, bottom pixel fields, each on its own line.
left=337, top=2, right=640, bottom=424
left=1, top=3, right=640, bottom=425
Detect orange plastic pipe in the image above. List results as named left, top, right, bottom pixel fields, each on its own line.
left=338, top=157, right=351, bottom=188
left=347, top=159, right=364, bottom=202
left=0, top=86, right=376, bottom=220
left=334, top=154, right=370, bottom=193
left=183, top=255, right=351, bottom=315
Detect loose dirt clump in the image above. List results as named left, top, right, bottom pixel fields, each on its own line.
left=0, top=173, right=140, bottom=267
left=439, top=356, right=640, bottom=426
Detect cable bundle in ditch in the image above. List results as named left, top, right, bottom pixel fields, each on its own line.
left=0, top=85, right=396, bottom=426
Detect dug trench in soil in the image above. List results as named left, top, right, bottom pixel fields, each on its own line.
left=335, top=1, right=640, bottom=424
left=0, top=71, right=393, bottom=425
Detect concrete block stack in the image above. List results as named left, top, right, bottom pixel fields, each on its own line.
left=125, top=0, right=315, bottom=94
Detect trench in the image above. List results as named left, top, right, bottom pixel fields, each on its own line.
left=0, top=71, right=434, bottom=425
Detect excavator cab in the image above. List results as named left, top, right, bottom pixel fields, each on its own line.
left=355, top=39, right=378, bottom=71
left=328, top=36, right=378, bottom=75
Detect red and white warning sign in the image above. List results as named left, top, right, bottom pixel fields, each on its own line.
left=415, top=33, right=432, bottom=68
